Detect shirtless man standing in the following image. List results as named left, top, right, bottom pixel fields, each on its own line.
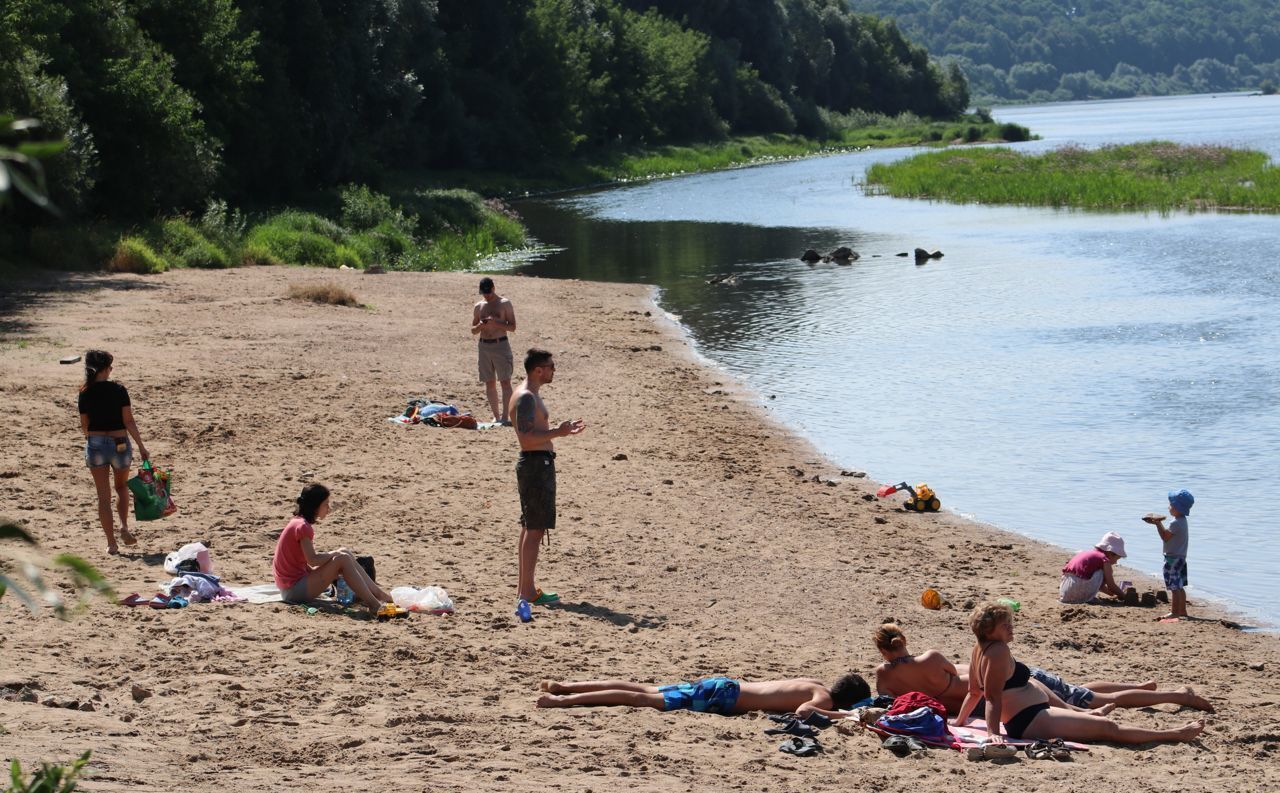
left=471, top=277, right=517, bottom=424
left=535, top=673, right=870, bottom=718
left=510, top=348, right=585, bottom=606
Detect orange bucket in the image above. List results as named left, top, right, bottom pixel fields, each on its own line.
left=921, top=588, right=945, bottom=610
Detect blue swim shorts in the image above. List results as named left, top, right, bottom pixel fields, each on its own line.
left=1028, top=666, right=1094, bottom=708
left=659, top=677, right=741, bottom=715
left=85, top=435, right=132, bottom=470
left=1163, top=555, right=1188, bottom=591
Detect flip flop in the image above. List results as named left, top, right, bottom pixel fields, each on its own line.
left=882, top=735, right=920, bottom=758
left=779, top=736, right=822, bottom=757
left=147, top=594, right=171, bottom=609
left=531, top=589, right=560, bottom=605
left=119, top=593, right=147, bottom=607
left=1025, top=741, right=1053, bottom=760
left=764, top=717, right=818, bottom=738
left=801, top=712, right=834, bottom=730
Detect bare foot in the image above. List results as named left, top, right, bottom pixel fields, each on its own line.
left=1095, top=703, right=1118, bottom=716
left=1178, top=686, right=1214, bottom=713
left=539, top=680, right=566, bottom=694
left=536, top=694, right=566, bottom=708
left=1174, top=719, right=1206, bottom=742
left=106, top=544, right=119, bottom=556
left=1139, top=680, right=1158, bottom=690
left=120, top=527, right=137, bottom=546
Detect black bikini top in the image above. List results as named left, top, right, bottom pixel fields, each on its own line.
left=980, top=642, right=1031, bottom=691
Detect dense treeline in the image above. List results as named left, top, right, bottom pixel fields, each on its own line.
left=0, top=0, right=968, bottom=221
left=846, top=0, right=1280, bottom=102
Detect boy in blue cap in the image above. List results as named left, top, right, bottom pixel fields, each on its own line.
left=1144, top=489, right=1194, bottom=621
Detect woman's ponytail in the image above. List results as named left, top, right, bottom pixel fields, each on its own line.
left=81, top=350, right=113, bottom=392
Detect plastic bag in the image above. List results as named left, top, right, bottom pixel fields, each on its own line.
left=390, top=585, right=454, bottom=614
left=126, top=460, right=177, bottom=521
left=164, top=542, right=213, bottom=576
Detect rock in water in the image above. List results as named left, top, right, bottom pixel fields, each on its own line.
left=800, top=249, right=822, bottom=262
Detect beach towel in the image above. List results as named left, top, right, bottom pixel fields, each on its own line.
left=875, top=706, right=953, bottom=743
left=951, top=719, right=1089, bottom=751
left=226, top=583, right=284, bottom=604
left=859, top=721, right=960, bottom=749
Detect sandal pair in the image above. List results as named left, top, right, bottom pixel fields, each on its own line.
left=778, top=736, right=822, bottom=757
left=965, top=741, right=1018, bottom=761
left=1025, top=739, right=1072, bottom=761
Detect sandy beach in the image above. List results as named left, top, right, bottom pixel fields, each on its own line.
left=2, top=267, right=1278, bottom=792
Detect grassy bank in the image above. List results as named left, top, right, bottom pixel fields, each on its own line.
left=4, top=112, right=1031, bottom=276
left=394, top=112, right=1034, bottom=196
left=863, top=141, right=1280, bottom=211
left=13, top=187, right=526, bottom=274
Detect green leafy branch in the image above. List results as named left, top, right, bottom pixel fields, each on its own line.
left=0, top=116, right=65, bottom=215
left=0, top=521, right=113, bottom=618
left=6, top=750, right=91, bottom=793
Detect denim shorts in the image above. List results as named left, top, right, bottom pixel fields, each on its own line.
left=85, top=435, right=132, bottom=470
left=1029, top=666, right=1094, bottom=707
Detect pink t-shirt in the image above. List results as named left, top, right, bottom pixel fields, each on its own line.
left=272, top=516, right=314, bottom=589
left=1062, top=548, right=1107, bottom=579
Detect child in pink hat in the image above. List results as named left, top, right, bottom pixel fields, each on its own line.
left=1059, top=532, right=1127, bottom=604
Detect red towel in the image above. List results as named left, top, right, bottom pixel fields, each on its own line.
left=886, top=691, right=947, bottom=719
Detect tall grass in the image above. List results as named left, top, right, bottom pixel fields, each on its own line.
left=863, top=142, right=1280, bottom=211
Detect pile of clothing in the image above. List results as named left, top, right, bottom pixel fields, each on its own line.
left=387, top=398, right=477, bottom=429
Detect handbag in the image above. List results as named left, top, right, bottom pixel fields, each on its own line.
left=126, top=460, right=178, bottom=521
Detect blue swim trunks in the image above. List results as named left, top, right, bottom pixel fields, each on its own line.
left=659, top=677, right=741, bottom=715
left=1163, top=554, right=1188, bottom=591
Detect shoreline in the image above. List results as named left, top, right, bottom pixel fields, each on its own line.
left=643, top=283, right=1272, bottom=633
left=3, top=267, right=1279, bottom=790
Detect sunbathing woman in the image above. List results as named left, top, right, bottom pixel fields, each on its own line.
left=272, top=484, right=393, bottom=617
left=952, top=603, right=1203, bottom=744
left=78, top=350, right=149, bottom=555
left=873, top=623, right=1212, bottom=714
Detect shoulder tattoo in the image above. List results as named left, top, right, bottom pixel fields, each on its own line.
left=515, top=393, right=537, bottom=434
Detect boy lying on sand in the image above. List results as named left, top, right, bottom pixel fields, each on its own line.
left=536, top=674, right=870, bottom=718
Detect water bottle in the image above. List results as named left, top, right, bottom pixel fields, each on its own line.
left=997, top=597, right=1021, bottom=612
left=515, top=597, right=532, bottom=623
left=334, top=576, right=356, bottom=606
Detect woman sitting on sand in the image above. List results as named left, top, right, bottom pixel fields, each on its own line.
left=952, top=602, right=1204, bottom=744
left=873, top=623, right=1212, bottom=715
left=78, top=350, right=149, bottom=555
left=272, top=484, right=393, bottom=617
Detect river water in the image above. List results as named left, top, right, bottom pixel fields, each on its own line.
left=509, top=92, right=1280, bottom=627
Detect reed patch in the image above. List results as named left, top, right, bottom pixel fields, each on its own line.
left=863, top=141, right=1280, bottom=211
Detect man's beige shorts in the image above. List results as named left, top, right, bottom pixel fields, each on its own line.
left=478, top=338, right=514, bottom=382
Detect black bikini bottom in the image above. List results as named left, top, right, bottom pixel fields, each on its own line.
left=1004, top=702, right=1050, bottom=739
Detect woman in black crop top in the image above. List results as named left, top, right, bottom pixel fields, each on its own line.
left=952, top=602, right=1205, bottom=745
left=78, top=350, right=149, bottom=555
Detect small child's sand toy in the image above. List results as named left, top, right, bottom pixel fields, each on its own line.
left=376, top=602, right=409, bottom=621
left=876, top=481, right=941, bottom=512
